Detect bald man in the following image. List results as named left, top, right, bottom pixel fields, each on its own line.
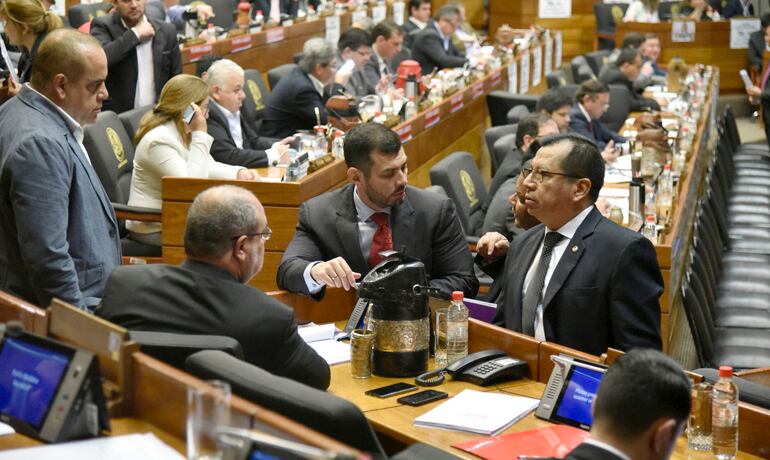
left=0, top=29, right=121, bottom=310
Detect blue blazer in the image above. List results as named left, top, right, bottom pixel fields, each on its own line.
left=568, top=104, right=626, bottom=151
left=0, top=87, right=122, bottom=310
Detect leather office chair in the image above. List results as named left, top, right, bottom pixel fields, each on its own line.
left=180, top=0, right=236, bottom=29
left=505, top=104, right=530, bottom=125
left=545, top=69, right=569, bottom=89
left=267, top=63, right=299, bottom=90
left=570, top=55, right=595, bottom=84
left=658, top=1, right=680, bottom=21
left=485, top=91, right=539, bottom=127
left=67, top=2, right=111, bottom=29
left=599, top=84, right=631, bottom=133
left=242, top=69, right=270, bottom=134
left=82, top=111, right=161, bottom=258
left=584, top=50, right=612, bottom=77
left=694, top=368, right=770, bottom=409
left=130, top=331, right=244, bottom=370
left=492, top=133, right=518, bottom=178
left=593, top=3, right=627, bottom=50
left=484, top=124, right=518, bottom=176
left=429, top=152, right=488, bottom=240
left=118, top=105, right=152, bottom=141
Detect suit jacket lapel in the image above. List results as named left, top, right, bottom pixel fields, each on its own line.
left=508, top=228, right=544, bottom=331
left=210, top=104, right=234, bottom=139
left=149, top=18, right=163, bottom=96
left=69, top=136, right=118, bottom=227
left=335, top=186, right=369, bottom=274
left=392, top=192, right=416, bottom=257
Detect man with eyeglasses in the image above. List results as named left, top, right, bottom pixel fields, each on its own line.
left=334, top=28, right=376, bottom=98
left=97, top=185, right=331, bottom=390
left=569, top=79, right=627, bottom=164
left=492, top=133, right=663, bottom=356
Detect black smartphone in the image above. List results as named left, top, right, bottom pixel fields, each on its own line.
left=365, top=382, right=418, bottom=398
left=397, top=390, right=448, bottom=406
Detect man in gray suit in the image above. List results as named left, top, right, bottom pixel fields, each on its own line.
left=277, top=123, right=478, bottom=300
left=0, top=29, right=122, bottom=310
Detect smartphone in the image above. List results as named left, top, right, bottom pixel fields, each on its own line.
left=397, top=389, right=448, bottom=406
left=739, top=69, right=754, bottom=89
left=365, top=382, right=418, bottom=398
left=183, top=104, right=196, bottom=124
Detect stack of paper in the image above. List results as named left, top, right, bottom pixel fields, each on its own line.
left=298, top=323, right=350, bottom=365
left=0, top=433, right=184, bottom=460
left=413, top=389, right=539, bottom=436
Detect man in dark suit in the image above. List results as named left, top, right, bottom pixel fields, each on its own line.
left=365, top=19, right=404, bottom=89
left=599, top=48, right=660, bottom=112
left=91, top=0, right=181, bottom=113
left=277, top=123, right=478, bottom=300
left=402, top=0, right=431, bottom=37
left=97, top=185, right=330, bottom=390
left=493, top=133, right=663, bottom=356
left=722, top=0, right=754, bottom=18
left=0, top=30, right=121, bottom=311
left=204, top=59, right=287, bottom=168
left=748, top=14, right=770, bottom=72
left=261, top=38, right=337, bottom=139
left=536, top=88, right=574, bottom=133
left=411, top=5, right=467, bottom=75
left=569, top=80, right=626, bottom=163
left=745, top=26, right=770, bottom=148
left=548, top=349, right=690, bottom=460
left=335, top=28, right=376, bottom=98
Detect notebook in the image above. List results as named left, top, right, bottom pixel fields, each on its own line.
left=452, top=425, right=589, bottom=460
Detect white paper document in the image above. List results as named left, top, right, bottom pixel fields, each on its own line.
left=413, top=389, right=539, bottom=436
left=298, top=323, right=350, bottom=365
left=0, top=433, right=184, bottom=460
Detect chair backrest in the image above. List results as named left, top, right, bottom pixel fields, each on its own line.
left=484, top=124, right=518, bottom=175
left=570, top=55, right=595, bottom=84
left=584, top=50, right=612, bottom=76
left=429, top=152, right=488, bottom=237
left=83, top=111, right=136, bottom=205
left=67, top=2, right=111, bottom=29
left=658, top=1, right=680, bottom=21
left=695, top=368, right=770, bottom=410
left=485, top=91, right=539, bottom=127
left=600, top=84, right=632, bottom=132
left=0, top=289, right=48, bottom=335
left=118, top=105, right=152, bottom=142
left=268, top=63, right=299, bottom=90
left=181, top=0, right=236, bottom=29
left=546, top=69, right=568, bottom=89
left=593, top=3, right=628, bottom=34
left=506, top=104, right=530, bottom=125
left=241, top=69, right=270, bottom=134
left=185, top=350, right=386, bottom=456
left=492, top=133, right=518, bottom=178
left=129, top=331, right=244, bottom=370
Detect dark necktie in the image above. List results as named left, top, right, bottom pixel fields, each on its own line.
left=369, top=212, right=393, bottom=267
left=588, top=119, right=596, bottom=138
left=521, top=232, right=565, bottom=337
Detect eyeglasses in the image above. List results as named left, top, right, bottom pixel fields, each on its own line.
left=523, top=168, right=583, bottom=183
left=232, top=227, right=272, bottom=242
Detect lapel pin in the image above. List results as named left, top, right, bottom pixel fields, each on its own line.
left=571, top=245, right=578, bottom=252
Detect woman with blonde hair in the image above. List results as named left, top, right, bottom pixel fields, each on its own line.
left=0, top=0, right=63, bottom=95
left=127, top=74, right=258, bottom=246
left=624, top=0, right=660, bottom=22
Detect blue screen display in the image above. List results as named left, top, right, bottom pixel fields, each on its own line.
left=0, top=337, right=70, bottom=428
left=554, top=366, right=604, bottom=427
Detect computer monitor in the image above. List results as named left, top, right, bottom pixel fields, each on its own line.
left=536, top=355, right=607, bottom=430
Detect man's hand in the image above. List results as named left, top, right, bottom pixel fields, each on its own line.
left=476, top=232, right=509, bottom=262
left=6, top=78, right=21, bottom=97
left=640, top=61, right=654, bottom=77
left=133, top=19, right=155, bottom=41
left=601, top=140, right=619, bottom=164
left=746, top=85, right=761, bottom=98
left=236, top=169, right=259, bottom=181
left=311, top=257, right=361, bottom=290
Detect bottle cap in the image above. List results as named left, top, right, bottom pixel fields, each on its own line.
left=451, top=291, right=463, bottom=301
left=664, top=164, right=671, bottom=170
left=719, top=366, right=733, bottom=377
left=646, top=215, right=655, bottom=222
left=257, top=9, right=262, bottom=13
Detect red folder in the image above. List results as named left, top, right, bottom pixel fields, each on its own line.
left=451, top=425, right=589, bottom=460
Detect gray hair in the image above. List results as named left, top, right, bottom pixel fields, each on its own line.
left=203, top=58, right=244, bottom=89
left=299, top=37, right=335, bottom=74
left=184, top=185, right=262, bottom=259
left=434, top=4, right=460, bottom=22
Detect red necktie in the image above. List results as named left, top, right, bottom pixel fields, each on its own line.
left=369, top=212, right=393, bottom=267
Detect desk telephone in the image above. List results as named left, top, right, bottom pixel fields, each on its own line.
left=416, top=349, right=528, bottom=387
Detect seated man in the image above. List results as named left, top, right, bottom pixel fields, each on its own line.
left=277, top=123, right=478, bottom=300
left=364, top=20, right=404, bottom=89
left=402, top=0, right=431, bottom=39
left=97, top=185, right=330, bottom=390
left=722, top=0, right=754, bottom=18
left=91, top=0, right=181, bottom=113
left=605, top=32, right=664, bottom=91
left=261, top=38, right=338, bottom=139
left=599, top=48, right=661, bottom=112
left=569, top=80, right=626, bottom=163
left=204, top=59, right=287, bottom=168
left=640, top=33, right=667, bottom=78
left=536, top=88, right=573, bottom=133
left=551, top=349, right=690, bottom=460
left=411, top=5, right=467, bottom=75
left=334, top=28, right=375, bottom=98
left=493, top=133, right=663, bottom=355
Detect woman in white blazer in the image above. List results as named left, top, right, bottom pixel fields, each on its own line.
left=127, top=74, right=257, bottom=246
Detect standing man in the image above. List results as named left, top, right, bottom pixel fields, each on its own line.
left=411, top=5, right=467, bottom=75
left=569, top=80, right=626, bottom=163
left=493, top=133, right=663, bottom=356
left=0, top=29, right=121, bottom=310
left=91, top=0, right=181, bottom=113
left=277, top=122, right=478, bottom=300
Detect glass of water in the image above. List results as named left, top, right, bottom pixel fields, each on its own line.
left=434, top=308, right=448, bottom=367
left=688, top=381, right=713, bottom=452
left=187, top=380, right=231, bottom=460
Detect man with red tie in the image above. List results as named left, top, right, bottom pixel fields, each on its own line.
left=745, top=26, right=770, bottom=149
left=277, top=123, right=478, bottom=301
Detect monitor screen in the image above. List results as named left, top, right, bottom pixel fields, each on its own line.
left=552, top=365, right=605, bottom=428
left=0, top=336, right=72, bottom=429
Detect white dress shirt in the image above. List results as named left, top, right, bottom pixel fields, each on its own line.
left=26, top=84, right=91, bottom=165
left=408, top=17, right=427, bottom=30
left=308, top=73, right=325, bottom=96
left=126, top=16, right=156, bottom=108
left=522, top=205, right=593, bottom=341
left=210, top=99, right=243, bottom=148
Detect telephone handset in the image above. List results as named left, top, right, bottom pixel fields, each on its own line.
left=415, top=349, right=528, bottom=387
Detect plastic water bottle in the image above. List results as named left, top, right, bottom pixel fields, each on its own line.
left=712, top=366, right=739, bottom=460
left=642, top=214, right=657, bottom=243
left=405, top=96, right=417, bottom=120
left=331, top=131, right=344, bottom=160
left=446, top=291, right=468, bottom=365
left=314, top=126, right=327, bottom=158
left=656, top=164, right=673, bottom=222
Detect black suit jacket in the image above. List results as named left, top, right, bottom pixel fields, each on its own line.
left=545, top=443, right=626, bottom=460
left=483, top=147, right=524, bottom=214
left=411, top=20, right=467, bottom=75
left=598, top=67, right=660, bottom=112
left=722, top=0, right=754, bottom=18
left=748, top=30, right=765, bottom=71
left=207, top=103, right=275, bottom=168
left=493, top=206, right=663, bottom=356
left=277, top=184, right=478, bottom=300
left=96, top=260, right=330, bottom=390
left=261, top=67, right=329, bottom=139
left=91, top=13, right=181, bottom=114
left=569, top=104, right=626, bottom=151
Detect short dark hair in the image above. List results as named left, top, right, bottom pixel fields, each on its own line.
left=344, top=123, right=401, bottom=175
left=575, top=79, right=609, bottom=104
left=408, top=0, right=430, bottom=13
left=536, top=87, right=574, bottom=114
left=761, top=13, right=770, bottom=30
left=540, top=132, right=604, bottom=202
left=372, top=19, right=403, bottom=41
left=643, top=32, right=659, bottom=42
left=616, top=47, right=640, bottom=68
left=338, top=27, right=372, bottom=53
left=434, top=4, right=460, bottom=22
left=621, top=32, right=645, bottom=49
left=515, top=113, right=553, bottom=150
left=593, top=349, right=690, bottom=439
